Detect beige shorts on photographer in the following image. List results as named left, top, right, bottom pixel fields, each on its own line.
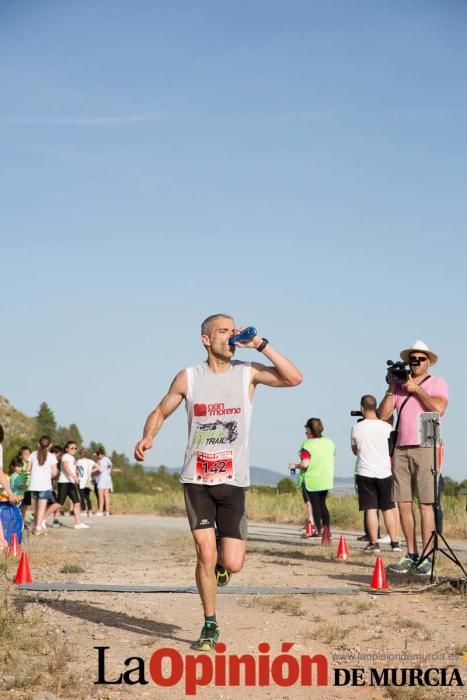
left=393, top=446, right=435, bottom=503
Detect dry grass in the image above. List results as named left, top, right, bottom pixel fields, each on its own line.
left=60, top=563, right=85, bottom=574
left=242, top=594, right=304, bottom=617
left=384, top=687, right=434, bottom=700
left=315, top=622, right=351, bottom=645
left=0, top=556, right=80, bottom=696
left=110, top=491, right=467, bottom=538
left=111, top=491, right=185, bottom=516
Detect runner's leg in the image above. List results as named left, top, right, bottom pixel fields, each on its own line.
left=218, top=537, right=246, bottom=573
left=192, top=527, right=218, bottom=616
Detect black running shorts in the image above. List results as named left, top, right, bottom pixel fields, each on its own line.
left=356, top=474, right=395, bottom=511
left=57, top=482, right=81, bottom=505
left=183, top=483, right=247, bottom=541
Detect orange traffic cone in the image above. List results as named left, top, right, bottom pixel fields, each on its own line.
left=8, top=533, right=22, bottom=557
left=305, top=520, right=313, bottom=537
left=370, top=556, right=389, bottom=591
left=14, top=552, right=32, bottom=584
left=336, top=535, right=350, bottom=560
left=321, top=525, right=332, bottom=546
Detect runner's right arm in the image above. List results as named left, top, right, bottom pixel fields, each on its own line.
left=134, top=370, right=187, bottom=462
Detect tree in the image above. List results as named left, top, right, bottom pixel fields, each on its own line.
left=2, top=435, right=29, bottom=471
left=56, top=423, right=83, bottom=447
left=276, top=477, right=296, bottom=494
left=442, top=476, right=460, bottom=497
left=68, top=423, right=82, bottom=445
left=35, top=402, right=57, bottom=442
left=88, top=441, right=106, bottom=456
left=110, top=450, right=131, bottom=468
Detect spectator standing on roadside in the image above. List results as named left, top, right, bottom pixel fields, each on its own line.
left=19, top=446, right=33, bottom=525
left=76, top=449, right=99, bottom=517
left=9, top=457, right=28, bottom=504
left=296, top=418, right=335, bottom=539
left=57, top=441, right=89, bottom=529
left=351, top=395, right=400, bottom=554
left=378, top=340, right=448, bottom=577
left=28, top=435, right=58, bottom=535
left=95, top=448, right=112, bottom=516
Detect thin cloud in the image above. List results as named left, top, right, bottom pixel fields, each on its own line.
left=6, top=113, right=165, bottom=126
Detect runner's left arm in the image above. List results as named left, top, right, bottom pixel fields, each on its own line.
left=250, top=342, right=303, bottom=388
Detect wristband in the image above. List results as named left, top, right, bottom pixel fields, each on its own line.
left=256, top=338, right=269, bottom=352
left=385, top=391, right=393, bottom=396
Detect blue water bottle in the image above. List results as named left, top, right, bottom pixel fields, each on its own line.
left=229, top=326, right=257, bottom=346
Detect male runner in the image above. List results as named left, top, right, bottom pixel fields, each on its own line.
left=134, top=314, right=302, bottom=650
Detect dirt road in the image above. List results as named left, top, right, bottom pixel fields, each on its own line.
left=5, top=515, right=466, bottom=699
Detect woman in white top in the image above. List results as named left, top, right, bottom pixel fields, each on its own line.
left=76, top=449, right=99, bottom=516
left=95, top=448, right=112, bottom=516
left=28, top=435, right=58, bottom=535
left=57, top=442, right=89, bottom=529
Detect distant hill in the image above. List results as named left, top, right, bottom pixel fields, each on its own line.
left=0, top=395, right=35, bottom=441
left=251, top=466, right=286, bottom=485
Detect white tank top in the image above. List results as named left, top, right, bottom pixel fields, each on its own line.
left=181, top=361, right=254, bottom=487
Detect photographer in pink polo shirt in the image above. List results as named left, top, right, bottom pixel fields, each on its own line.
left=378, top=341, right=448, bottom=577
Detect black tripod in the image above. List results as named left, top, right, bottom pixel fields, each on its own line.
left=413, top=415, right=466, bottom=584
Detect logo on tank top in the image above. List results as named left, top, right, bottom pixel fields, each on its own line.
left=193, top=420, right=239, bottom=446
left=193, top=402, right=241, bottom=417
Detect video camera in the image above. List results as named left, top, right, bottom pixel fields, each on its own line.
left=386, top=357, right=422, bottom=385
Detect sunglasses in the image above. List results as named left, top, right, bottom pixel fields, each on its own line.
left=410, top=355, right=429, bottom=362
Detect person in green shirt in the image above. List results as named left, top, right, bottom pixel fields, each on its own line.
left=296, top=417, right=335, bottom=537
left=9, top=457, right=28, bottom=501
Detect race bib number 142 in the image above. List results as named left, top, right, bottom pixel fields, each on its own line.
left=195, top=451, right=234, bottom=484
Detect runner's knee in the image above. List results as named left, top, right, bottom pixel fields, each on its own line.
left=222, top=551, right=245, bottom=573
left=196, top=541, right=217, bottom=569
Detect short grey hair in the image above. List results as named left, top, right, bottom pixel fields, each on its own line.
left=201, top=314, right=234, bottom=336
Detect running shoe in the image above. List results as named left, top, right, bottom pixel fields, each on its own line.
left=52, top=520, right=62, bottom=528
left=193, top=621, right=220, bottom=651
left=310, top=530, right=322, bottom=539
left=390, top=541, right=402, bottom=552
left=357, top=534, right=370, bottom=542
left=387, top=554, right=417, bottom=574
left=377, top=534, right=391, bottom=544
left=215, top=564, right=231, bottom=587
left=32, top=527, right=46, bottom=536
left=74, top=523, right=90, bottom=529
left=414, top=558, right=432, bottom=577
left=40, top=520, right=47, bottom=530
left=363, top=542, right=380, bottom=554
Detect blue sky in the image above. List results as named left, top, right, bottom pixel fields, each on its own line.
left=1, top=1, right=466, bottom=479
